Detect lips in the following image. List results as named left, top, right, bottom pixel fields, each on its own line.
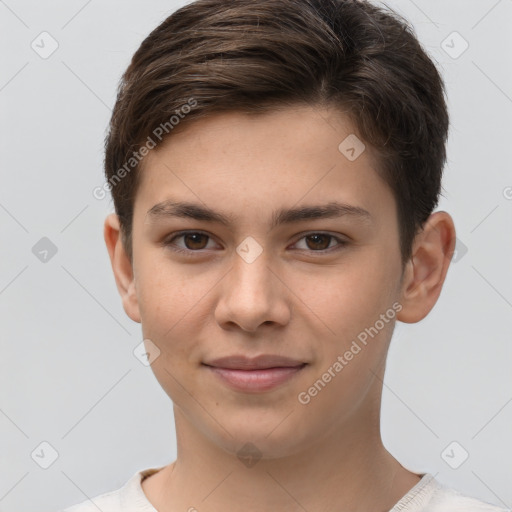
left=203, top=354, right=306, bottom=370
left=202, top=354, right=307, bottom=392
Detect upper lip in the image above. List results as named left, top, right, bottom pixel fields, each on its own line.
left=203, top=355, right=307, bottom=370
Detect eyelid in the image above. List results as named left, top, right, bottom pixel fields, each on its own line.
left=289, top=231, right=348, bottom=252
left=163, top=230, right=220, bottom=252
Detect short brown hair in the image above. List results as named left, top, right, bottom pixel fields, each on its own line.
left=104, top=0, right=449, bottom=267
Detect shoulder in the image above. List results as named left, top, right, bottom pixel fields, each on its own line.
left=427, top=482, right=509, bottom=512
left=392, top=474, right=509, bottom=512
left=59, top=467, right=162, bottom=512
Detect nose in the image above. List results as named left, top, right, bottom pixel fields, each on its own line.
left=214, top=249, right=291, bottom=333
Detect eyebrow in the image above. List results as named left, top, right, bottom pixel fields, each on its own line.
left=146, top=199, right=373, bottom=231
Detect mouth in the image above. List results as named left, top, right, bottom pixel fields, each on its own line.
left=202, top=355, right=307, bottom=392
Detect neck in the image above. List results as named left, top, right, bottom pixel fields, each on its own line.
left=142, top=386, right=421, bottom=512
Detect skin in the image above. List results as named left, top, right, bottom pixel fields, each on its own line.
left=104, top=105, right=456, bottom=512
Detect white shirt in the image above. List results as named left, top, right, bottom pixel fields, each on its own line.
left=61, top=468, right=509, bottom=512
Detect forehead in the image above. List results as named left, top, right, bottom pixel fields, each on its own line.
left=133, top=106, right=394, bottom=229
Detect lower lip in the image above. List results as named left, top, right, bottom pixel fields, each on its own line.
left=204, top=364, right=306, bottom=392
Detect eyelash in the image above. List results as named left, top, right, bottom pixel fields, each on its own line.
left=162, top=230, right=348, bottom=257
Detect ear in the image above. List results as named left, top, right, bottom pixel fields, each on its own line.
left=103, top=213, right=141, bottom=323
left=396, top=211, right=456, bottom=323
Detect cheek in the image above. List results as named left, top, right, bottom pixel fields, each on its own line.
left=135, top=266, right=199, bottom=401
left=134, top=256, right=215, bottom=364
left=300, top=258, right=395, bottom=338
left=135, top=263, right=189, bottom=351
left=136, top=249, right=194, bottom=319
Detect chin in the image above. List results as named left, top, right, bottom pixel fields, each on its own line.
left=207, top=417, right=311, bottom=462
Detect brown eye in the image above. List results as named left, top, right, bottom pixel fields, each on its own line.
left=163, top=231, right=217, bottom=255
left=304, top=234, right=332, bottom=250
left=292, top=232, right=347, bottom=253
left=182, top=233, right=209, bottom=250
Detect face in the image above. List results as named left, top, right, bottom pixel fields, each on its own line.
left=125, top=106, right=407, bottom=458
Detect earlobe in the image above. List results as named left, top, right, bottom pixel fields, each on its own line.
left=396, top=211, right=456, bottom=324
left=103, top=213, right=141, bottom=323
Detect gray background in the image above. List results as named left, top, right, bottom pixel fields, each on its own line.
left=0, top=0, right=511, bottom=511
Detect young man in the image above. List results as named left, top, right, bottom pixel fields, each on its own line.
left=64, top=0, right=507, bottom=510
